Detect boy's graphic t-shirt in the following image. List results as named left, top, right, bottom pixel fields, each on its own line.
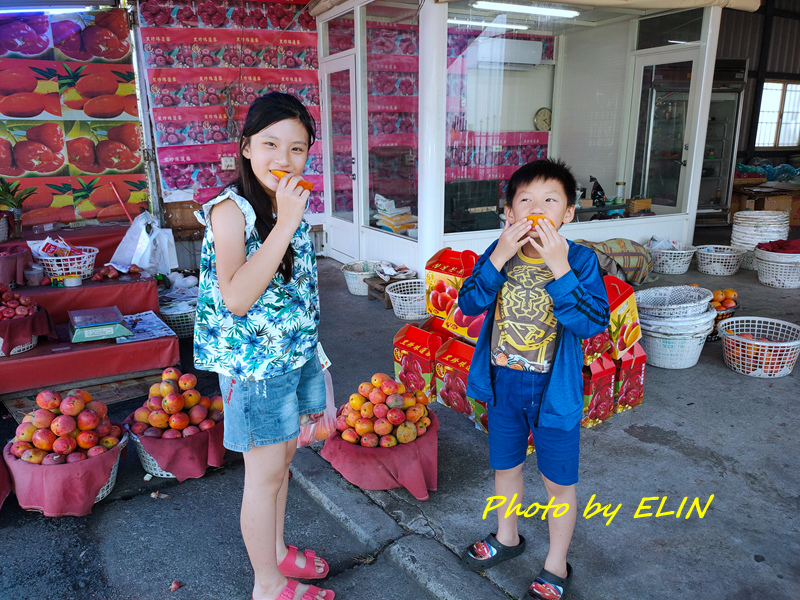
left=490, top=250, right=557, bottom=373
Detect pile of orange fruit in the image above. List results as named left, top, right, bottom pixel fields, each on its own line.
left=710, top=288, right=737, bottom=311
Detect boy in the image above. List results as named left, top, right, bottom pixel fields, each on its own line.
left=459, top=159, right=609, bottom=600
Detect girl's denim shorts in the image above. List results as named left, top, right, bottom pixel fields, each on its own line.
left=219, top=355, right=326, bottom=452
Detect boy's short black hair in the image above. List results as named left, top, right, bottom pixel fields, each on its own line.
left=506, top=158, right=577, bottom=207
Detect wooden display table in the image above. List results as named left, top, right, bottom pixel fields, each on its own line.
left=0, top=224, right=129, bottom=267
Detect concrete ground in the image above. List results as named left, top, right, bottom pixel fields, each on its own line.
left=1, top=225, right=798, bottom=600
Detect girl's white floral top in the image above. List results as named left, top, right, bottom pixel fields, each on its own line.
left=193, top=188, right=319, bottom=380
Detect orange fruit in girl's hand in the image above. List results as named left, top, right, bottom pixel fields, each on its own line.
left=525, top=215, right=554, bottom=228
left=723, top=288, right=738, bottom=300
left=270, top=169, right=314, bottom=191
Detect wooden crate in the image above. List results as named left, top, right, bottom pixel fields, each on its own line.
left=365, top=276, right=401, bottom=309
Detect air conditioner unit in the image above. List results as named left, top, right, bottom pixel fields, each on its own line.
left=466, top=38, right=543, bottom=71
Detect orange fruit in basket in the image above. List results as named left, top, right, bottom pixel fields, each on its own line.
left=712, top=290, right=725, bottom=302
left=711, top=301, right=724, bottom=311
left=723, top=288, right=738, bottom=300
left=721, top=299, right=737, bottom=309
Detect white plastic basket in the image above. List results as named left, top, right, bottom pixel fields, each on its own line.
left=755, top=258, right=800, bottom=289
left=30, top=243, right=99, bottom=279
left=128, top=430, right=176, bottom=479
left=342, top=260, right=382, bottom=296
left=0, top=334, right=37, bottom=356
left=639, top=304, right=716, bottom=336
left=694, top=245, right=747, bottom=276
left=0, top=214, right=8, bottom=243
left=639, top=326, right=713, bottom=369
left=95, top=432, right=129, bottom=503
left=385, top=279, right=428, bottom=320
left=650, top=247, right=696, bottom=274
left=160, top=303, right=196, bottom=338
left=635, top=286, right=713, bottom=318
left=754, top=248, right=800, bottom=264
left=718, top=316, right=800, bottom=378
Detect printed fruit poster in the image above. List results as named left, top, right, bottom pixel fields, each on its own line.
left=137, top=0, right=325, bottom=210
left=0, top=9, right=148, bottom=226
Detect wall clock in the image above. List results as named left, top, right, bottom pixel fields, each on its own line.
left=534, top=107, right=552, bottom=132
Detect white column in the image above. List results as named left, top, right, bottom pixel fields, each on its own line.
left=416, top=0, right=448, bottom=273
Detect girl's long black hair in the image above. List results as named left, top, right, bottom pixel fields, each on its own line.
left=235, top=92, right=316, bottom=284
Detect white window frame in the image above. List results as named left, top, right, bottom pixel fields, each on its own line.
left=755, top=80, right=800, bottom=149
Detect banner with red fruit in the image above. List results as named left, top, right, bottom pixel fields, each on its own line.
left=0, top=13, right=53, bottom=60
left=581, top=352, right=616, bottom=428
left=157, top=142, right=238, bottom=203
left=0, top=58, right=60, bottom=120
left=368, top=22, right=418, bottom=56
left=6, top=176, right=73, bottom=226
left=65, top=121, right=143, bottom=175
left=0, top=121, right=67, bottom=178
left=74, top=175, right=149, bottom=223
left=58, top=63, right=138, bottom=121
left=51, top=10, right=132, bottom=64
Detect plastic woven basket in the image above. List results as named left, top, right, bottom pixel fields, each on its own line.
left=754, top=248, right=800, bottom=264
left=385, top=279, right=428, bottom=320
left=635, top=286, right=713, bottom=319
left=342, top=260, right=382, bottom=296
left=755, top=258, right=800, bottom=289
left=0, top=214, right=7, bottom=243
left=0, top=334, right=37, bottom=357
left=160, top=304, right=197, bottom=338
left=650, top=247, right=696, bottom=274
left=95, top=432, right=129, bottom=503
left=639, top=326, right=713, bottom=369
left=639, top=304, right=716, bottom=336
left=128, top=430, right=176, bottom=478
left=707, top=301, right=739, bottom=342
left=694, top=245, right=747, bottom=276
left=31, top=244, right=99, bottom=279
left=718, top=316, right=800, bottom=378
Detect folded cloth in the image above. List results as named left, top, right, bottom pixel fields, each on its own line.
left=756, top=239, right=800, bottom=254
left=0, top=244, right=33, bottom=287
left=0, top=306, right=57, bottom=356
left=2, top=432, right=124, bottom=517
left=123, top=415, right=226, bottom=482
left=320, top=411, right=438, bottom=501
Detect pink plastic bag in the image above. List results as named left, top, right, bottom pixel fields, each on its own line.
left=297, top=369, right=336, bottom=447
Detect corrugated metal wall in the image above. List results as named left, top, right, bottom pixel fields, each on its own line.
left=716, top=3, right=800, bottom=154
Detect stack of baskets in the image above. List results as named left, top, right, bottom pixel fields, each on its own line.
left=731, top=211, right=790, bottom=270
left=385, top=279, right=427, bottom=321
left=159, top=301, right=197, bottom=338
left=694, top=245, right=747, bottom=276
left=754, top=248, right=800, bottom=289
left=718, top=317, right=800, bottom=378
left=342, top=260, right=383, bottom=296
left=634, top=286, right=715, bottom=369
left=650, top=243, right=696, bottom=274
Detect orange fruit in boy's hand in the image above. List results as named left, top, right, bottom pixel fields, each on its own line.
left=712, top=290, right=725, bottom=302
left=525, top=215, right=554, bottom=228
left=723, top=288, right=738, bottom=300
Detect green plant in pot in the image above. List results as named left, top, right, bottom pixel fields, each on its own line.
left=0, top=178, right=37, bottom=238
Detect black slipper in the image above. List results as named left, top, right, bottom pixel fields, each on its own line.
left=462, top=533, right=526, bottom=572
left=526, top=562, right=573, bottom=600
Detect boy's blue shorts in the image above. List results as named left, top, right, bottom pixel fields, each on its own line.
left=488, top=365, right=580, bottom=485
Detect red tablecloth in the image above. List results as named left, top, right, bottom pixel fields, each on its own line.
left=0, top=323, right=179, bottom=395
left=123, top=416, right=226, bottom=482
left=0, top=225, right=128, bottom=267
left=320, top=412, right=438, bottom=501
left=0, top=306, right=57, bottom=356
left=757, top=239, right=800, bottom=254
left=0, top=244, right=33, bottom=287
left=2, top=434, right=125, bottom=517
left=20, top=272, right=158, bottom=324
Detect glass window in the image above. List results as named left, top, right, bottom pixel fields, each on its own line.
left=756, top=81, right=800, bottom=148
left=444, top=4, right=555, bottom=233
left=636, top=9, right=703, bottom=50
left=324, top=11, right=355, bottom=56
left=364, top=0, right=420, bottom=240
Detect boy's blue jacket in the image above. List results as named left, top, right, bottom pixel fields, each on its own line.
left=459, top=239, right=610, bottom=431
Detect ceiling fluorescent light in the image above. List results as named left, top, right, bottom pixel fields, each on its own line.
left=472, top=2, right=580, bottom=19
left=0, top=6, right=92, bottom=14
left=448, top=18, right=528, bottom=30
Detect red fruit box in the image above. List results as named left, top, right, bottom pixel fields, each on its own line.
left=434, top=338, right=486, bottom=431
left=582, top=328, right=611, bottom=366
left=605, top=276, right=641, bottom=360
left=613, top=342, right=646, bottom=413
left=393, top=323, right=445, bottom=402
left=419, top=316, right=456, bottom=340
left=580, top=352, right=615, bottom=429
left=424, top=248, right=487, bottom=341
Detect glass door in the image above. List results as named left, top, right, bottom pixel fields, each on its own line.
left=321, top=54, right=359, bottom=262
left=630, top=54, right=698, bottom=212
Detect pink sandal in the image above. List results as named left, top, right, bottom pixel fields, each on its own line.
left=278, top=545, right=330, bottom=579
left=278, top=579, right=335, bottom=600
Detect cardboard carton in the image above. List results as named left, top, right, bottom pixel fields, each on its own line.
left=605, top=276, right=641, bottom=359
left=790, top=197, right=800, bottom=227
left=754, top=195, right=792, bottom=212
left=582, top=328, right=612, bottom=366
left=434, top=339, right=485, bottom=431
left=581, top=353, right=615, bottom=428
left=420, top=316, right=457, bottom=341
left=393, top=324, right=445, bottom=402
left=613, top=342, right=646, bottom=413
left=425, top=248, right=487, bottom=341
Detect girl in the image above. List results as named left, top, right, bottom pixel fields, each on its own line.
left=194, top=92, right=334, bottom=600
